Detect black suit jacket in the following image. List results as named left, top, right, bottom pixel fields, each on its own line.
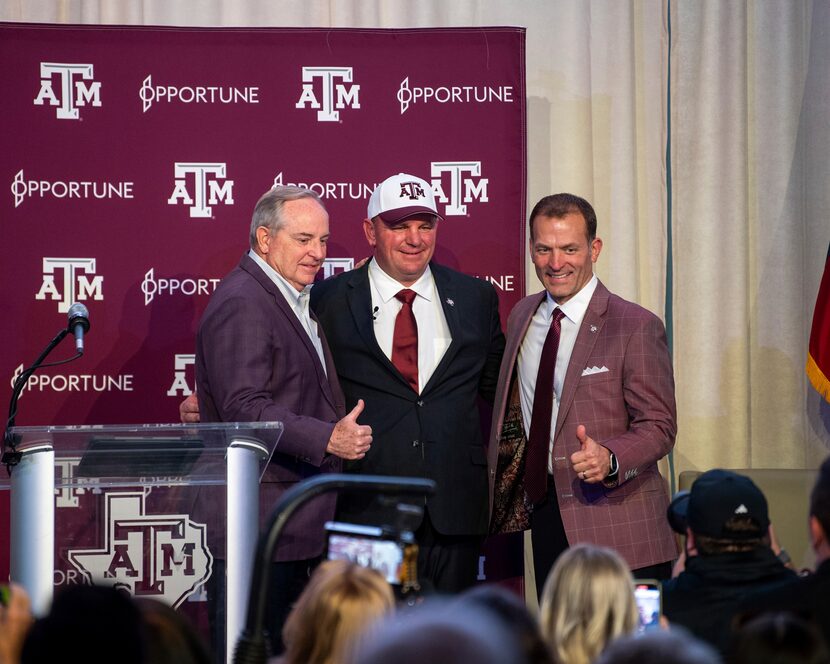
left=310, top=260, right=505, bottom=536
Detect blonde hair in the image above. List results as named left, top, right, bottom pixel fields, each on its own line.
left=539, top=545, right=638, bottom=664
left=282, top=560, right=395, bottom=664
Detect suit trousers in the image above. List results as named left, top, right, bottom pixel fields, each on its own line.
left=415, top=508, right=483, bottom=594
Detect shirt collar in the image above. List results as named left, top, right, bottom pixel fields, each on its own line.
left=368, top=257, right=434, bottom=302
left=248, top=249, right=311, bottom=307
left=543, top=274, right=598, bottom=323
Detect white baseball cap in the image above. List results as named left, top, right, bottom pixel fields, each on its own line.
left=366, top=173, right=443, bottom=223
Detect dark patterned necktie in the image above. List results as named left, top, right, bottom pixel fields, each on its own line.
left=526, top=308, right=566, bottom=504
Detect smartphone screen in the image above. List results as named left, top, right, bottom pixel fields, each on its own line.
left=634, top=580, right=661, bottom=633
left=325, top=522, right=405, bottom=585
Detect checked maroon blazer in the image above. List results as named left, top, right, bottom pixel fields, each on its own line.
left=488, top=280, right=678, bottom=570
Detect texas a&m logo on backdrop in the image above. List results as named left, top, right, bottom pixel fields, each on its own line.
left=322, top=258, right=355, bottom=279
left=167, top=354, right=195, bottom=397
left=33, top=62, right=101, bottom=120
left=295, top=67, right=360, bottom=122
left=168, top=162, right=235, bottom=218
left=67, top=491, right=212, bottom=607
left=430, top=161, right=489, bottom=217
left=35, top=257, right=103, bottom=314
left=55, top=456, right=100, bottom=509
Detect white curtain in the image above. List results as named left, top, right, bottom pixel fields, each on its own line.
left=671, top=0, right=830, bottom=473
left=3, top=0, right=828, bottom=471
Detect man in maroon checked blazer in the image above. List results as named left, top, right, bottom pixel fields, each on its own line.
left=489, top=193, right=677, bottom=596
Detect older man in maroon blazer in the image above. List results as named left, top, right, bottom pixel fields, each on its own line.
left=489, top=193, right=677, bottom=596
left=195, top=185, right=372, bottom=654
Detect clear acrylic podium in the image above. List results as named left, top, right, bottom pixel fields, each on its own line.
left=0, top=422, right=282, bottom=663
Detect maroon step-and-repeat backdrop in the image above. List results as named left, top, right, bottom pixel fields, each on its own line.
left=0, top=22, right=526, bottom=609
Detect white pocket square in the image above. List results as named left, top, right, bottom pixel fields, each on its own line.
left=581, top=365, right=610, bottom=376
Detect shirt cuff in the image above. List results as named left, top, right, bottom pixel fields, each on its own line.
left=603, top=451, right=619, bottom=487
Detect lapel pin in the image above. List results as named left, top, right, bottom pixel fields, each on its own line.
left=446, top=298, right=455, bottom=307
left=590, top=325, right=597, bottom=333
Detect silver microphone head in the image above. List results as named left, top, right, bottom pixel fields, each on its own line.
left=67, top=302, right=90, bottom=332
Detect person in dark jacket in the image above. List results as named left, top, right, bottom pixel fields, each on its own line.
left=737, top=455, right=830, bottom=648
left=662, top=469, right=797, bottom=654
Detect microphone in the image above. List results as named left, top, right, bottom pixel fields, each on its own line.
left=372, top=306, right=379, bottom=321
left=3, top=304, right=91, bottom=470
left=67, top=303, right=90, bottom=355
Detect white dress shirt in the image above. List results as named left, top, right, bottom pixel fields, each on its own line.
left=368, top=258, right=451, bottom=393
left=248, top=250, right=327, bottom=375
left=517, top=275, right=598, bottom=473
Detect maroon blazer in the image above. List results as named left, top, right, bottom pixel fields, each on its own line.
left=195, top=254, right=346, bottom=562
left=488, top=280, right=678, bottom=569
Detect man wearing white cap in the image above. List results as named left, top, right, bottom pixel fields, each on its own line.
left=310, top=173, right=506, bottom=592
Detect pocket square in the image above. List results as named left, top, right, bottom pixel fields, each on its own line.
left=581, top=365, right=610, bottom=376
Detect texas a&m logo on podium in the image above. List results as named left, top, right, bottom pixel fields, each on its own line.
left=67, top=492, right=212, bottom=607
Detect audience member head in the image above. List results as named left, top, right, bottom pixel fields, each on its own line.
left=539, top=544, right=638, bottom=664
left=455, top=584, right=553, bottom=664
left=680, top=469, right=770, bottom=555
left=594, top=626, right=722, bottom=664
left=21, top=584, right=144, bottom=664
left=136, top=597, right=212, bottom=664
left=728, top=611, right=830, bottom=664
left=350, top=598, right=522, bottom=664
left=810, top=456, right=830, bottom=564
left=281, top=560, right=394, bottom=664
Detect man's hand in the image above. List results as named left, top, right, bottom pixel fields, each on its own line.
left=180, top=393, right=200, bottom=423
left=327, top=399, right=373, bottom=460
left=570, top=424, right=611, bottom=484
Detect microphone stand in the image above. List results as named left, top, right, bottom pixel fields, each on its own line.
left=3, top=327, right=74, bottom=472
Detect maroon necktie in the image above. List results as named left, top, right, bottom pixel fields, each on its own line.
left=526, top=308, right=566, bottom=504
left=392, top=289, right=419, bottom=392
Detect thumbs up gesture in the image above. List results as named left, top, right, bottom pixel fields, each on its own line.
left=570, top=424, right=611, bottom=483
left=327, top=399, right=373, bottom=460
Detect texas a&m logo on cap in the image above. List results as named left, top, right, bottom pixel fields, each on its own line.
left=399, top=180, right=426, bottom=200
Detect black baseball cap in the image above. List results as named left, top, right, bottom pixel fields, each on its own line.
left=680, top=469, right=770, bottom=539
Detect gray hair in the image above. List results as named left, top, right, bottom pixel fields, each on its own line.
left=249, top=185, right=324, bottom=249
